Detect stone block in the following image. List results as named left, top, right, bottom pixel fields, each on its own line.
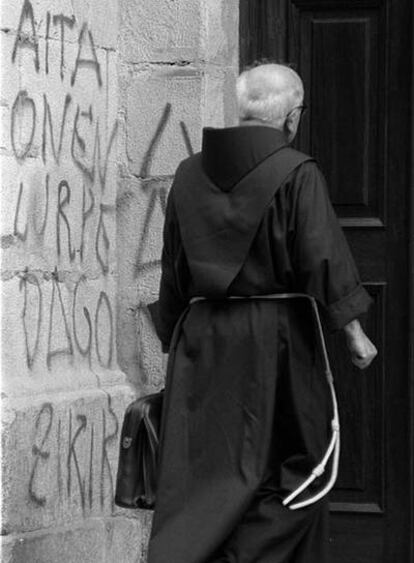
left=1, top=33, right=118, bottom=274
left=120, top=0, right=201, bottom=63
left=1, top=274, right=123, bottom=390
left=126, top=69, right=202, bottom=177
left=1, top=514, right=154, bottom=563
left=0, top=34, right=23, bottom=157
left=203, top=68, right=239, bottom=129
left=0, top=159, right=118, bottom=276
left=0, top=156, right=30, bottom=241
left=116, top=177, right=167, bottom=387
left=116, top=177, right=167, bottom=291
left=106, top=514, right=153, bottom=563
left=68, top=0, right=118, bottom=50
left=1, top=0, right=117, bottom=50
left=0, top=1, right=28, bottom=33
left=1, top=1, right=72, bottom=35
left=1, top=384, right=136, bottom=534
left=1, top=33, right=42, bottom=160
left=1, top=520, right=105, bottom=563
left=3, top=25, right=116, bottom=133
left=1, top=37, right=118, bottom=212
left=203, top=0, right=239, bottom=68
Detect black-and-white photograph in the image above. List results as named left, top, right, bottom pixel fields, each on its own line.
left=1, top=1, right=413, bottom=561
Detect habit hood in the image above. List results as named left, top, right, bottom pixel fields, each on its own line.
left=201, top=125, right=289, bottom=191
left=171, top=126, right=311, bottom=295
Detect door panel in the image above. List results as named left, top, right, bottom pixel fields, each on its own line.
left=296, top=4, right=385, bottom=226
left=240, top=1, right=412, bottom=561
left=329, top=282, right=385, bottom=513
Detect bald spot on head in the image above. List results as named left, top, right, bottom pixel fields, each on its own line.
left=236, top=64, right=304, bottom=128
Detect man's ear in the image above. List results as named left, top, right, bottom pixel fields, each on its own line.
left=284, top=114, right=295, bottom=138
left=283, top=117, right=292, bottom=136
left=284, top=112, right=300, bottom=142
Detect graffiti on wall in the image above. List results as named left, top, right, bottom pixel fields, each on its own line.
left=10, top=0, right=117, bottom=267
left=19, top=268, right=114, bottom=370
left=133, top=102, right=195, bottom=382
left=28, top=395, right=118, bottom=512
left=5, top=0, right=118, bottom=371
left=0, top=0, right=123, bottom=519
left=2, top=0, right=206, bottom=533
left=135, top=102, right=194, bottom=277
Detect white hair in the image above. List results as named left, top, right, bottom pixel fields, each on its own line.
left=236, top=64, right=304, bottom=127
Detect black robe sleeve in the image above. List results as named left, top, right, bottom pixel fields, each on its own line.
left=148, top=190, right=188, bottom=353
left=288, top=162, right=373, bottom=331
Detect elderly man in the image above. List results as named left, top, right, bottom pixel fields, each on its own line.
left=148, top=64, right=377, bottom=563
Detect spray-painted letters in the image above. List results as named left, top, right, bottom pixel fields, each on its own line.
left=8, top=0, right=118, bottom=371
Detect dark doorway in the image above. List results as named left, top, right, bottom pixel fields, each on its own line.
left=240, top=1, right=413, bottom=561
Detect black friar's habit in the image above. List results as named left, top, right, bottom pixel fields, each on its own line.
left=147, top=126, right=372, bottom=563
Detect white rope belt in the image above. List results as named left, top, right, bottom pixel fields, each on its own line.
left=189, top=293, right=340, bottom=511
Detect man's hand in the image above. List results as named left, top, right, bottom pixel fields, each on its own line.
left=343, top=319, right=377, bottom=370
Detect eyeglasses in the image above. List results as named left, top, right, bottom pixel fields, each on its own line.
left=286, top=103, right=308, bottom=118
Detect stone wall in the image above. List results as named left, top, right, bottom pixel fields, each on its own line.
left=1, top=0, right=238, bottom=561
left=117, top=0, right=239, bottom=391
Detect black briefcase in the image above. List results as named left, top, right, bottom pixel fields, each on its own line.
left=115, top=390, right=164, bottom=509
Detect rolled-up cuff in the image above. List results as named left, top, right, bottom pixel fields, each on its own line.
left=324, top=284, right=373, bottom=331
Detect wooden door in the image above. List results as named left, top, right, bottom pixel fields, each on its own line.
left=240, top=1, right=413, bottom=561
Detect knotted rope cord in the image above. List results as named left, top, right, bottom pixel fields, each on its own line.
left=189, top=293, right=340, bottom=510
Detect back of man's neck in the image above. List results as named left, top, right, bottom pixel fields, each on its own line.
left=239, top=118, right=280, bottom=130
